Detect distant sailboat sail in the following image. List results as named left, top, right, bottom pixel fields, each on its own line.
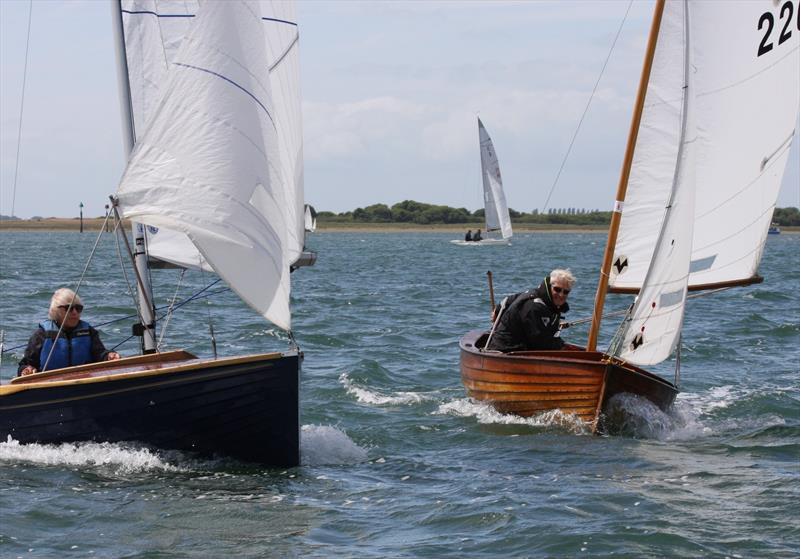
left=452, top=118, right=512, bottom=245
left=478, top=117, right=513, bottom=241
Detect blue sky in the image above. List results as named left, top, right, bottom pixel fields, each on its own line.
left=1, top=0, right=798, bottom=219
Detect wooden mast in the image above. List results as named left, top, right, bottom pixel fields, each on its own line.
left=586, top=0, right=666, bottom=352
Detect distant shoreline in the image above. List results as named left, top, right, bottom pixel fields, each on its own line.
left=1, top=217, right=797, bottom=234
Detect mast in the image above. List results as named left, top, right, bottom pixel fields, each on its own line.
left=586, top=0, right=666, bottom=352
left=111, top=0, right=157, bottom=354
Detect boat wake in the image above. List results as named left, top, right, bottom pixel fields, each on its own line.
left=436, top=398, right=591, bottom=434
left=339, top=372, right=437, bottom=406
left=300, top=425, right=368, bottom=466
left=0, top=435, right=185, bottom=472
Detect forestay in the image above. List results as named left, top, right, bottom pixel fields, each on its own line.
left=609, top=0, right=800, bottom=292
left=612, top=0, right=696, bottom=366
left=478, top=118, right=513, bottom=240
left=118, top=0, right=305, bottom=276
left=116, top=0, right=295, bottom=331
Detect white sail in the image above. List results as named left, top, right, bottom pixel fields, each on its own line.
left=119, top=0, right=305, bottom=271
left=614, top=0, right=696, bottom=366
left=116, top=0, right=293, bottom=330
left=609, top=0, right=799, bottom=292
left=304, top=204, right=316, bottom=232
left=478, top=118, right=513, bottom=240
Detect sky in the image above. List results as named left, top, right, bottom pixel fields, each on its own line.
left=0, top=0, right=798, bottom=219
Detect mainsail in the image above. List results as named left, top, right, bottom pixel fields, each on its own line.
left=118, top=0, right=305, bottom=275
left=478, top=118, right=513, bottom=240
left=609, top=0, right=799, bottom=366
left=609, top=1, right=800, bottom=293
left=115, top=0, right=296, bottom=331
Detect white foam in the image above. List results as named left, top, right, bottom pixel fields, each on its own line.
left=300, top=424, right=368, bottom=466
left=603, top=393, right=715, bottom=441
left=339, top=372, right=433, bottom=406
left=0, top=436, right=184, bottom=472
left=436, top=398, right=590, bottom=433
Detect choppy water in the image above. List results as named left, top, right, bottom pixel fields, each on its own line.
left=1, top=231, right=798, bottom=558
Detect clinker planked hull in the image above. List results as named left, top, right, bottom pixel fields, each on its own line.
left=0, top=350, right=300, bottom=467
left=459, top=330, right=677, bottom=429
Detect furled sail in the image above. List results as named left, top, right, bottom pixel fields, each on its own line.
left=609, top=1, right=800, bottom=293
left=116, top=0, right=293, bottom=330
left=478, top=118, right=513, bottom=240
left=612, top=0, right=696, bottom=366
left=118, top=0, right=305, bottom=273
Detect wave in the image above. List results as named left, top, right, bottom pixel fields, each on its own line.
left=300, top=425, right=368, bottom=466
left=339, top=371, right=437, bottom=406
left=0, top=436, right=185, bottom=473
left=436, top=398, right=590, bottom=434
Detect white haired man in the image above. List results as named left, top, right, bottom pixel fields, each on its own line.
left=486, top=269, right=575, bottom=352
left=18, top=288, right=120, bottom=376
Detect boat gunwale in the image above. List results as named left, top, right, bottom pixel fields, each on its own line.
left=1, top=349, right=298, bottom=395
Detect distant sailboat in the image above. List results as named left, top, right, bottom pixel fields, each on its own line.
left=452, top=117, right=513, bottom=246
left=0, top=0, right=310, bottom=466
left=459, top=0, right=799, bottom=428
left=304, top=204, right=317, bottom=233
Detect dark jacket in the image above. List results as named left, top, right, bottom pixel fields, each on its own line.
left=486, top=277, right=569, bottom=352
left=18, top=320, right=111, bottom=374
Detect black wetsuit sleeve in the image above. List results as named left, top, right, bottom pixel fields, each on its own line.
left=89, top=327, right=110, bottom=362
left=18, top=328, right=45, bottom=374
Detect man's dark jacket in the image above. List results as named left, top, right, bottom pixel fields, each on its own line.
left=486, top=277, right=569, bottom=352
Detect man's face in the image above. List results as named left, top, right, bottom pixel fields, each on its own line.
left=550, top=280, right=570, bottom=307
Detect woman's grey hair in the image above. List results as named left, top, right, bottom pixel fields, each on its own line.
left=48, top=288, right=82, bottom=320
left=550, top=269, right=576, bottom=289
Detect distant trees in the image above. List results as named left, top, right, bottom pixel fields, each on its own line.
left=773, top=207, right=800, bottom=226
left=314, top=201, right=800, bottom=227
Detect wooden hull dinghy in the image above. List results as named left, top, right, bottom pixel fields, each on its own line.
left=0, top=351, right=300, bottom=466
left=459, top=330, right=677, bottom=429
left=458, top=0, right=797, bottom=431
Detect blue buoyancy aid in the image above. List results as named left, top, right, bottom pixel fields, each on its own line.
left=39, top=319, right=93, bottom=371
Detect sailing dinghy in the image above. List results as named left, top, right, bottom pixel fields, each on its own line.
left=0, top=0, right=310, bottom=466
left=460, top=0, right=799, bottom=430
left=451, top=118, right=513, bottom=246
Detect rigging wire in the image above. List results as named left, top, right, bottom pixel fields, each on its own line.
left=10, top=0, right=33, bottom=217
left=541, top=0, right=633, bottom=212
left=40, top=211, right=114, bottom=371
left=158, top=268, right=187, bottom=351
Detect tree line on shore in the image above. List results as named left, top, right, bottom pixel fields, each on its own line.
left=315, top=200, right=800, bottom=226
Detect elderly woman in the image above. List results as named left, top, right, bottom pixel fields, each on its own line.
left=486, top=269, right=576, bottom=352
left=18, top=288, right=120, bottom=376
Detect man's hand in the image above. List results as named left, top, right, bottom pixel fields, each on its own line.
left=20, top=366, right=37, bottom=376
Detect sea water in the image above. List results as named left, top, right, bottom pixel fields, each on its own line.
left=0, top=231, right=797, bottom=558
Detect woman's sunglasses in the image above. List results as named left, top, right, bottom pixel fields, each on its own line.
left=552, top=286, right=570, bottom=295
left=58, top=304, right=84, bottom=313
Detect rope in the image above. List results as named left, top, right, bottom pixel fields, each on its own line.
left=158, top=268, right=187, bottom=350
left=541, top=0, right=633, bottom=212
left=10, top=0, right=33, bottom=217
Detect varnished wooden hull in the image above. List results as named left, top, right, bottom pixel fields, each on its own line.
left=0, top=350, right=300, bottom=467
left=459, top=330, right=677, bottom=429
